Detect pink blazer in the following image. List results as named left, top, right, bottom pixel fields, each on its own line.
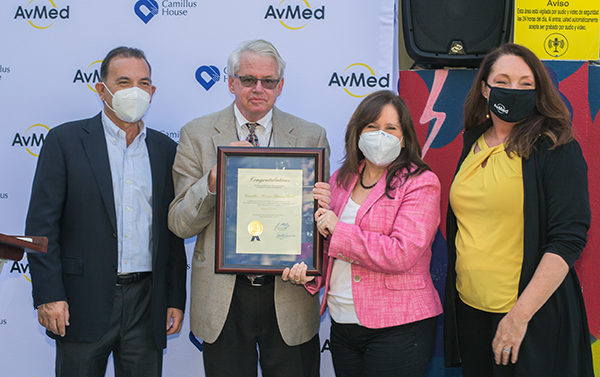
left=306, top=165, right=443, bottom=328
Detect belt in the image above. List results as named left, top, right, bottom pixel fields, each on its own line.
left=116, top=272, right=151, bottom=286
left=236, top=274, right=274, bottom=287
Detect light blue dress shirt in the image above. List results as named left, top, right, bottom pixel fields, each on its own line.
left=102, top=112, right=153, bottom=274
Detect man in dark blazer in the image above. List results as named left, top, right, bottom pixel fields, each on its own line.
left=25, top=47, right=186, bottom=377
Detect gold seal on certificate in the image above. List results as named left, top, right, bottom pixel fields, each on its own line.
left=248, top=221, right=263, bottom=241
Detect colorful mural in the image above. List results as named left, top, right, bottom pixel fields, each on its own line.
left=399, top=62, right=600, bottom=376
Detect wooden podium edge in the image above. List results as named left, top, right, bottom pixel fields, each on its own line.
left=0, top=233, right=48, bottom=261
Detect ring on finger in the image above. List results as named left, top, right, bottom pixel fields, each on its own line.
left=502, top=347, right=511, bottom=353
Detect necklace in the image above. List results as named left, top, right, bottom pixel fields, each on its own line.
left=360, top=169, right=377, bottom=190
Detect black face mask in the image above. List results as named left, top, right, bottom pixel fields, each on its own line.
left=486, top=82, right=537, bottom=123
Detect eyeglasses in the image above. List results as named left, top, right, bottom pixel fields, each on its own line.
left=234, top=74, right=281, bottom=90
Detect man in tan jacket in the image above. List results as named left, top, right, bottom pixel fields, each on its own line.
left=168, top=39, right=330, bottom=376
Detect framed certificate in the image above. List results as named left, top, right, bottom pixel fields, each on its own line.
left=215, top=147, right=324, bottom=276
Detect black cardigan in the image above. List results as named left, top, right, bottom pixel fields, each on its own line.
left=444, top=120, right=593, bottom=376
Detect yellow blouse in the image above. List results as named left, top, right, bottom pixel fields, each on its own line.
left=450, top=134, right=524, bottom=313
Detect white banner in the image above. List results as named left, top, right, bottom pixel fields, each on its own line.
left=0, top=0, right=398, bottom=375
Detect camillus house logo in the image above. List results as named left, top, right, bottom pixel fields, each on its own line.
left=329, top=63, right=390, bottom=98
left=264, top=0, right=325, bottom=30
left=195, top=65, right=221, bottom=91
left=135, top=0, right=198, bottom=24
left=0, top=65, right=10, bottom=82
left=73, top=60, right=103, bottom=93
left=14, top=0, right=70, bottom=29
left=12, top=124, right=49, bottom=157
left=135, top=0, right=159, bottom=24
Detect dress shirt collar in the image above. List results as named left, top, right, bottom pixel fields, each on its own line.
left=233, top=103, right=273, bottom=144
left=101, top=111, right=147, bottom=143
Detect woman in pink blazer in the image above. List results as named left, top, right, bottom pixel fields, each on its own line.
left=284, top=90, right=443, bottom=376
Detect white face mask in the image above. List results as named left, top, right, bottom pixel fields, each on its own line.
left=102, top=83, right=150, bottom=123
left=358, top=130, right=403, bottom=167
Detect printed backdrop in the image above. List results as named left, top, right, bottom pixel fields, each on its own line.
left=0, top=0, right=398, bottom=376
left=2, top=1, right=600, bottom=377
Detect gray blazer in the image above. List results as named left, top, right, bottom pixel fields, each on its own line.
left=168, top=103, right=330, bottom=345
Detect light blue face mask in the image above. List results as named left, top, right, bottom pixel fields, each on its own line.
left=358, top=130, right=403, bottom=167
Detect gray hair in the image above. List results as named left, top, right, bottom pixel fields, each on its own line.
left=227, top=39, right=286, bottom=78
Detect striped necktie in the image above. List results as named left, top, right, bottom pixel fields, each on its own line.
left=245, top=122, right=261, bottom=282
left=245, top=122, right=259, bottom=147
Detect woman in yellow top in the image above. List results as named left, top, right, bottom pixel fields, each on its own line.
left=444, top=43, right=593, bottom=376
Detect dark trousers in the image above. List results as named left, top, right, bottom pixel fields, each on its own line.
left=55, top=275, right=162, bottom=377
left=456, top=297, right=515, bottom=377
left=329, top=316, right=437, bottom=377
left=203, top=276, right=320, bottom=377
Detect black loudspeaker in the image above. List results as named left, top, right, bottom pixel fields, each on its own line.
left=402, top=0, right=512, bottom=68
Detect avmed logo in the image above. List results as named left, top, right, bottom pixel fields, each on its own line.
left=135, top=0, right=158, bottom=24
left=195, top=65, right=220, bottom=91
left=12, top=124, right=49, bottom=157
left=73, top=60, right=102, bottom=93
left=14, top=0, right=70, bottom=29
left=264, top=0, right=325, bottom=30
left=9, top=255, right=31, bottom=283
left=329, top=63, right=390, bottom=98
left=493, top=103, right=509, bottom=114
